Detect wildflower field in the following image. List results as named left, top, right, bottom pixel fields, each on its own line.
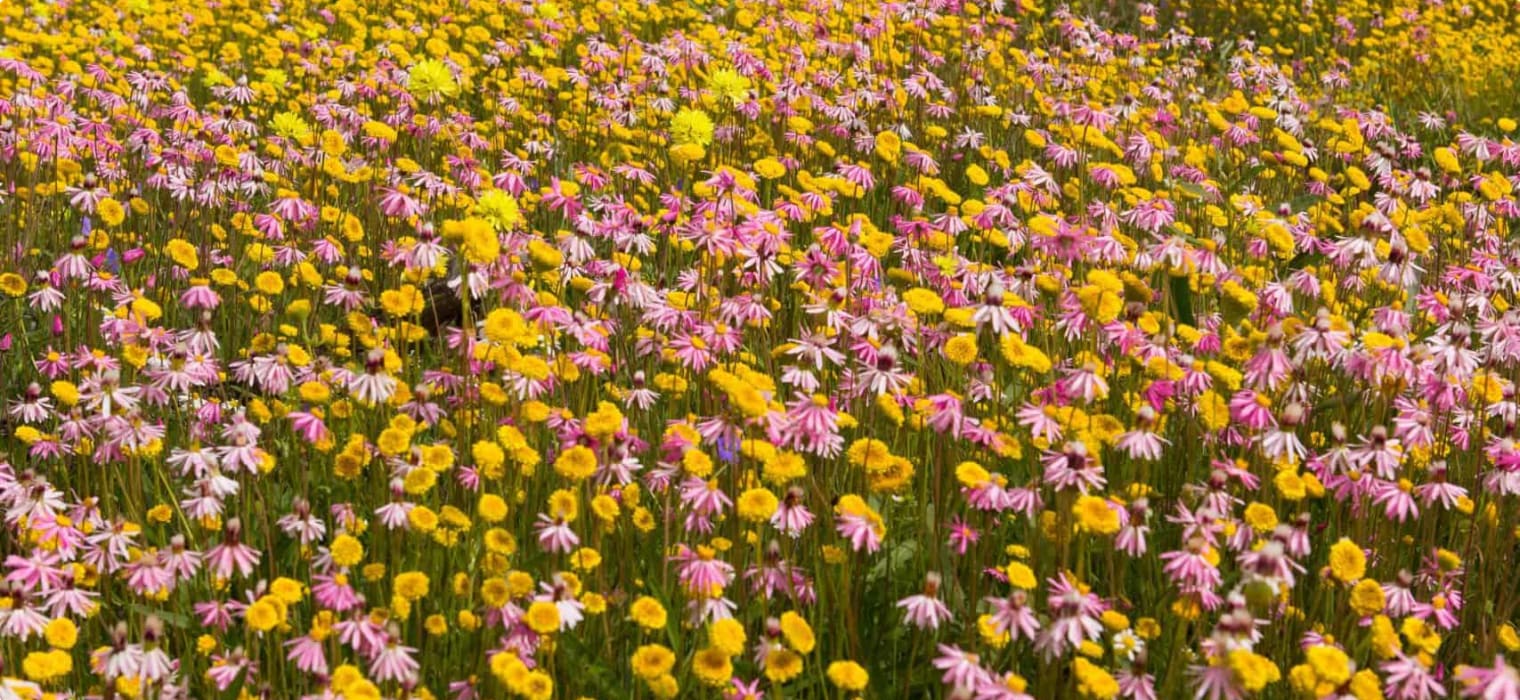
left=7, top=0, right=1520, bottom=697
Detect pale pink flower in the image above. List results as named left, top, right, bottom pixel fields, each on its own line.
left=897, top=573, right=953, bottom=631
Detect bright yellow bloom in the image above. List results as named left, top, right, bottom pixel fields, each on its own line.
left=475, top=189, right=524, bottom=230
left=331, top=534, right=364, bottom=568
left=670, top=108, right=715, bottom=147
left=944, top=334, right=979, bottom=365
left=709, top=617, right=746, bottom=656
left=1072, top=657, right=1119, bottom=699
left=478, top=494, right=509, bottom=523
left=0, top=273, right=27, bottom=297
left=483, top=308, right=529, bottom=345
left=706, top=68, right=751, bottom=103
left=1349, top=578, right=1385, bottom=616
left=394, top=571, right=430, bottom=601
left=903, top=287, right=945, bottom=315
left=97, top=198, right=126, bottom=226
left=1328, top=538, right=1366, bottom=583
left=629, top=596, right=668, bottom=631
left=1073, top=495, right=1120, bottom=536
left=631, top=644, right=676, bottom=680
left=22, top=649, right=73, bottom=682
left=254, top=271, right=285, bottom=295
left=408, top=59, right=459, bottom=101
left=1228, top=649, right=1280, bottom=692
left=779, top=612, right=815, bottom=653
left=826, top=661, right=869, bottom=692
left=516, top=601, right=558, bottom=638
left=736, top=487, right=779, bottom=522
left=693, top=647, right=734, bottom=686
left=44, top=617, right=78, bottom=649
left=270, top=577, right=306, bottom=605
left=754, top=157, right=787, bottom=179
left=245, top=598, right=283, bottom=632
left=1305, top=644, right=1353, bottom=687
left=554, top=445, right=598, bottom=481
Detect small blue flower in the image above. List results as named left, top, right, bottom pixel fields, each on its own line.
left=715, top=430, right=741, bottom=464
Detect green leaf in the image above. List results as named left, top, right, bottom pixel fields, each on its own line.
left=1173, top=181, right=1210, bottom=200
left=1285, top=251, right=1313, bottom=272
left=558, top=633, right=630, bottom=696
left=128, top=603, right=192, bottom=629
left=1169, top=275, right=1196, bottom=326
left=868, top=537, right=919, bottom=583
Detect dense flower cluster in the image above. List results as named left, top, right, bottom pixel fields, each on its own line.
left=4, top=0, right=1520, bottom=698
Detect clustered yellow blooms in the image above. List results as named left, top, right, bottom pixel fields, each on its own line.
left=5, top=0, right=1520, bottom=696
